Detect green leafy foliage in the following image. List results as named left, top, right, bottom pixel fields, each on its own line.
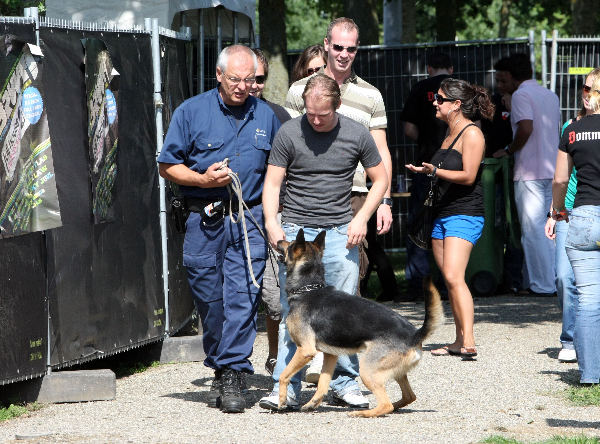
left=0, top=0, right=46, bottom=16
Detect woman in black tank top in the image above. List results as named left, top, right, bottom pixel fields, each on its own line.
left=406, top=78, right=494, bottom=359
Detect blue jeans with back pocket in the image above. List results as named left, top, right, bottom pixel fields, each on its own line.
left=565, top=205, right=600, bottom=383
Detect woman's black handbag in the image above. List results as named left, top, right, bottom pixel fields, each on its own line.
left=408, top=179, right=436, bottom=250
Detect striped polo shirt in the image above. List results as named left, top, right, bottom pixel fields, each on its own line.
left=284, top=69, right=387, bottom=192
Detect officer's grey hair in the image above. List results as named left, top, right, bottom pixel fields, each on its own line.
left=216, top=45, right=258, bottom=73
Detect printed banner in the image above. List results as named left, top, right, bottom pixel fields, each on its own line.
left=84, top=39, right=119, bottom=224
left=0, top=37, right=62, bottom=238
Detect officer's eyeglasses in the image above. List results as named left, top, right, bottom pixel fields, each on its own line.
left=434, top=93, right=455, bottom=104
left=331, top=44, right=358, bottom=54
left=225, top=75, right=256, bottom=86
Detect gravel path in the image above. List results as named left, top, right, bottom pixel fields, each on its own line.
left=1, top=295, right=599, bottom=444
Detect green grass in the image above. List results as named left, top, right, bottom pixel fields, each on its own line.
left=0, top=403, right=42, bottom=422
left=567, top=383, right=600, bottom=407
left=482, top=436, right=600, bottom=444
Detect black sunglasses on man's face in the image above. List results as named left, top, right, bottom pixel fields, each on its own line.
left=331, top=43, right=358, bottom=54
left=434, top=93, right=454, bottom=104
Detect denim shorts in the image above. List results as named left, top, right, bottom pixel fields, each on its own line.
left=431, top=215, right=484, bottom=245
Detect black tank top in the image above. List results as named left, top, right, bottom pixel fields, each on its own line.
left=429, top=124, right=484, bottom=218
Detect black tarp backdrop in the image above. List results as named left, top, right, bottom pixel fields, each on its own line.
left=40, top=28, right=166, bottom=367
left=160, top=35, right=194, bottom=333
left=0, top=23, right=47, bottom=385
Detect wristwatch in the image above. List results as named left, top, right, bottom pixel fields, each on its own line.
left=381, top=197, right=393, bottom=207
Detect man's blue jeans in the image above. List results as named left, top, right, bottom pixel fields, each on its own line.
left=566, top=205, right=600, bottom=384
left=271, top=222, right=360, bottom=399
left=555, top=220, right=578, bottom=349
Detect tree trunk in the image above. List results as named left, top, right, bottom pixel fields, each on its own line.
left=345, top=0, right=380, bottom=45
left=402, top=0, right=416, bottom=43
left=258, top=0, right=289, bottom=104
left=498, top=0, right=511, bottom=38
left=435, top=0, right=457, bottom=42
left=572, top=0, right=599, bottom=35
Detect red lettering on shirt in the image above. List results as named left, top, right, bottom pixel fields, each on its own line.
left=427, top=91, right=434, bottom=102
left=569, top=131, right=576, bottom=144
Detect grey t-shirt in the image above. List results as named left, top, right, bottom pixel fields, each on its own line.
left=268, top=114, right=382, bottom=227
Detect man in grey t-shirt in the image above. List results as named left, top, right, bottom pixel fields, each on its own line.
left=259, top=74, right=387, bottom=411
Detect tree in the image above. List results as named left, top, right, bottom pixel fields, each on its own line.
left=572, top=0, right=599, bottom=35
left=0, top=0, right=45, bottom=16
left=345, top=0, right=379, bottom=45
left=435, top=0, right=458, bottom=41
left=258, top=0, right=289, bottom=104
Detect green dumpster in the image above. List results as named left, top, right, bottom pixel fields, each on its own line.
left=466, top=156, right=519, bottom=296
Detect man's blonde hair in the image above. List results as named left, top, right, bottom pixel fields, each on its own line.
left=302, top=74, right=341, bottom=109
left=326, top=17, right=359, bottom=43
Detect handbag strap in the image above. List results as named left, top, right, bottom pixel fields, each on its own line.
left=426, top=123, right=476, bottom=202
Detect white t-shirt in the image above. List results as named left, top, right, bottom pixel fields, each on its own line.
left=510, top=79, right=560, bottom=181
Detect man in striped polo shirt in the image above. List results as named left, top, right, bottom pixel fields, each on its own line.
left=284, top=19, right=393, bottom=234
left=285, top=17, right=394, bottom=288
left=281, top=17, right=394, bottom=403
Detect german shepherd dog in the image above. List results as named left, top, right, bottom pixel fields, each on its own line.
left=276, top=229, right=443, bottom=418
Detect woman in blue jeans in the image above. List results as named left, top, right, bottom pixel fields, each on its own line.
left=545, top=67, right=600, bottom=363
left=552, top=74, right=600, bottom=385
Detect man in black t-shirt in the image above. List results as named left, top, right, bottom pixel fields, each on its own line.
left=400, top=52, right=453, bottom=300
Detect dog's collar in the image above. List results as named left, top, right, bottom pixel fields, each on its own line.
left=288, top=283, right=325, bottom=294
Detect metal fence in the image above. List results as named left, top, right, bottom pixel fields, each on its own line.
left=544, top=30, right=600, bottom=124
left=288, top=35, right=533, bottom=250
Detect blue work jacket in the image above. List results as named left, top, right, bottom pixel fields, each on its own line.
left=158, top=87, right=281, bottom=201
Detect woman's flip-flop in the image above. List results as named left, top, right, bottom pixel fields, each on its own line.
left=448, top=347, right=478, bottom=360
left=431, top=346, right=450, bottom=356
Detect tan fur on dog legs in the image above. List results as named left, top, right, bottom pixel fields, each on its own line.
left=348, top=368, right=394, bottom=418
left=392, top=374, right=417, bottom=410
left=278, top=347, right=315, bottom=409
left=302, top=353, right=338, bottom=411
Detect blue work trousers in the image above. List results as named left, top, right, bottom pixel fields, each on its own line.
left=183, top=204, right=267, bottom=374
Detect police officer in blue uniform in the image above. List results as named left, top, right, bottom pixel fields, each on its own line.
left=158, top=45, right=280, bottom=414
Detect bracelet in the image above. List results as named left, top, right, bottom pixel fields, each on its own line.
left=551, top=208, right=568, bottom=219
left=427, top=166, right=437, bottom=177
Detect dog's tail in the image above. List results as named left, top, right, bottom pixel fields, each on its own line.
left=411, top=276, right=444, bottom=346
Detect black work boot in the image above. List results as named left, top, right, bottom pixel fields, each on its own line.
left=206, top=369, right=223, bottom=408
left=218, top=368, right=245, bottom=413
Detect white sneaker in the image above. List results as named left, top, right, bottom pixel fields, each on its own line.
left=331, top=388, right=369, bottom=409
left=259, top=390, right=300, bottom=411
left=558, top=348, right=577, bottom=363
left=304, top=352, right=324, bottom=384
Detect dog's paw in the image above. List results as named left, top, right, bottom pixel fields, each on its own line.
left=301, top=402, right=317, bottom=412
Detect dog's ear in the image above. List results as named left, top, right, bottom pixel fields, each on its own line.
left=313, top=230, right=326, bottom=252
left=276, top=240, right=290, bottom=255
left=291, top=229, right=306, bottom=259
